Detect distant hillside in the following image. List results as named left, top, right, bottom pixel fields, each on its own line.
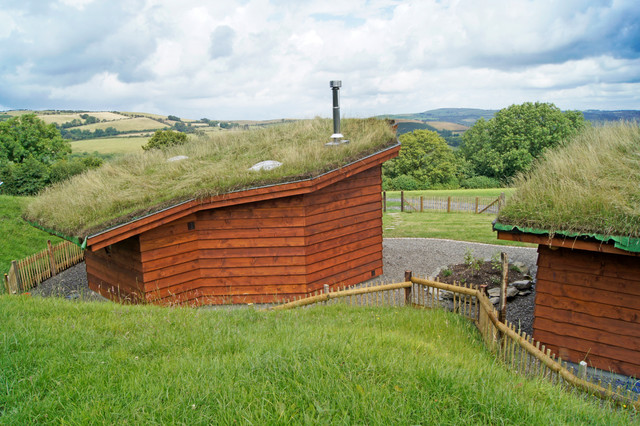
left=581, top=110, right=640, bottom=122
left=382, top=108, right=640, bottom=127
left=380, top=108, right=498, bottom=125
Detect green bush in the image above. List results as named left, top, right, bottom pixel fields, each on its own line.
left=391, top=174, right=421, bottom=190
left=49, top=156, right=103, bottom=184
left=460, top=176, right=502, bottom=189
left=142, top=130, right=188, bottom=151
left=2, top=157, right=50, bottom=196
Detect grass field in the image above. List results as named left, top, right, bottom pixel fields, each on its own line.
left=0, top=298, right=629, bottom=424
left=383, top=211, right=533, bottom=246
left=0, top=196, right=63, bottom=276
left=70, top=136, right=150, bottom=155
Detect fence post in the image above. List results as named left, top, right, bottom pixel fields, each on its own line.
left=400, top=191, right=404, bottom=212
left=383, top=191, right=387, bottom=212
left=47, top=240, right=58, bottom=276
left=404, top=271, right=412, bottom=306
left=475, top=197, right=479, bottom=214
left=499, top=252, right=509, bottom=324
left=447, top=196, right=451, bottom=213
left=3, top=273, right=8, bottom=294
left=11, top=261, right=22, bottom=293
left=420, top=196, right=423, bottom=212
left=499, top=192, right=505, bottom=210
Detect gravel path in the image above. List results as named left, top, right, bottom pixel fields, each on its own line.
left=30, top=238, right=538, bottom=332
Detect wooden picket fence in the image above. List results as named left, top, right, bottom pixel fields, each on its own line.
left=382, top=191, right=505, bottom=214
left=273, top=275, right=639, bottom=410
left=4, top=240, right=84, bottom=294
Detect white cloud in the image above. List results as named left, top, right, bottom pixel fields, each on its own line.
left=1, top=0, right=639, bottom=118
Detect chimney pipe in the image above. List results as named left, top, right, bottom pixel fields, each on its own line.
left=327, top=80, right=349, bottom=145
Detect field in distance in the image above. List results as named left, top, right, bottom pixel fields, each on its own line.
left=71, top=136, right=149, bottom=155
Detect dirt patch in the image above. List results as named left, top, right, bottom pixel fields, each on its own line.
left=435, top=259, right=529, bottom=289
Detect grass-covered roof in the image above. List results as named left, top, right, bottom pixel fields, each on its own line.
left=25, top=118, right=396, bottom=240
left=496, top=122, right=640, bottom=248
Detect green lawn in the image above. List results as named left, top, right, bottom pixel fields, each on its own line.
left=383, top=211, right=533, bottom=247
left=0, top=196, right=63, bottom=276
left=70, top=136, right=149, bottom=155
left=0, top=298, right=629, bottom=424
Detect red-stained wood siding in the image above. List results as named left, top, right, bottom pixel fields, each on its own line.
left=86, top=236, right=145, bottom=303
left=304, top=166, right=383, bottom=292
left=115, top=167, right=386, bottom=305
left=533, top=245, right=640, bottom=377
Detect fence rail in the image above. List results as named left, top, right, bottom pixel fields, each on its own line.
left=4, top=240, right=84, bottom=294
left=383, top=192, right=505, bottom=214
left=273, top=275, right=639, bottom=410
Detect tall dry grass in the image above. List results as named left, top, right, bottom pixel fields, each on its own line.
left=25, top=118, right=395, bottom=238
left=498, top=122, right=640, bottom=238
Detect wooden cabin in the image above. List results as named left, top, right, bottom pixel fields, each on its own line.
left=83, top=145, right=399, bottom=306
left=496, top=230, right=640, bottom=377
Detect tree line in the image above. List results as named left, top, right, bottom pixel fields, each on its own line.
left=383, top=102, right=585, bottom=190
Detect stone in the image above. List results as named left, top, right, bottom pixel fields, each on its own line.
left=518, top=290, right=532, bottom=297
left=511, top=280, right=533, bottom=291
left=490, top=296, right=500, bottom=305
left=167, top=155, right=188, bottom=162
left=249, top=160, right=282, bottom=171
left=440, top=290, right=453, bottom=300
left=506, top=286, right=519, bottom=299
left=487, top=287, right=501, bottom=297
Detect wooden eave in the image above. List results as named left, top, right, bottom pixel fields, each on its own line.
left=85, top=143, right=400, bottom=251
left=497, top=230, right=640, bottom=257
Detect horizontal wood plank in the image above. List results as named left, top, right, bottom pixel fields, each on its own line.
left=538, top=341, right=639, bottom=378
left=536, top=267, right=640, bottom=296
left=534, top=304, right=640, bottom=338
left=535, top=292, right=640, bottom=323
left=533, top=317, right=640, bottom=352
left=536, top=278, right=640, bottom=310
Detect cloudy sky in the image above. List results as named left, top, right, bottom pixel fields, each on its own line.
left=1, top=0, right=639, bottom=120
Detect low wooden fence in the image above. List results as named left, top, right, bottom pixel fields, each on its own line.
left=273, top=275, right=639, bottom=410
left=4, top=240, right=84, bottom=294
left=383, top=191, right=505, bottom=214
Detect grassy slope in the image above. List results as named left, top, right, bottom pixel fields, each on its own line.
left=0, top=196, right=63, bottom=275
left=499, top=123, right=640, bottom=238
left=0, top=298, right=629, bottom=424
left=71, top=136, right=150, bottom=155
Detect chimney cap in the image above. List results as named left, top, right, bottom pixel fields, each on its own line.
left=329, top=80, right=342, bottom=89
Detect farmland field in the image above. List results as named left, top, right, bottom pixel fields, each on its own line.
left=425, top=121, right=469, bottom=131
left=37, top=111, right=129, bottom=125
left=120, top=111, right=168, bottom=120
left=71, top=136, right=149, bottom=154
left=77, top=117, right=169, bottom=132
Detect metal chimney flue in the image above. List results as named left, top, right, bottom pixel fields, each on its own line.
left=327, top=80, right=349, bottom=146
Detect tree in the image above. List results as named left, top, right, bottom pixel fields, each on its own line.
left=383, top=130, right=458, bottom=189
left=460, top=102, right=585, bottom=182
left=167, top=115, right=181, bottom=122
left=0, top=113, right=70, bottom=164
left=142, top=129, right=188, bottom=151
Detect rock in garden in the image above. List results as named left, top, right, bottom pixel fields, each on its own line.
left=518, top=290, right=532, bottom=297
left=440, top=290, right=453, bottom=300
left=490, top=296, right=500, bottom=305
left=506, top=286, right=519, bottom=299
left=511, top=280, right=533, bottom=291
left=487, top=287, right=501, bottom=298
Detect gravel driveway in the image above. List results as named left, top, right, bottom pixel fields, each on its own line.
left=30, top=238, right=538, bottom=333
